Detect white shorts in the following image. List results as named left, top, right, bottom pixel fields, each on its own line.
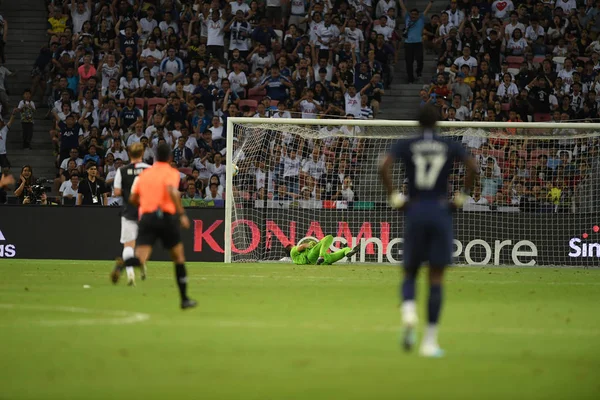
left=120, top=217, right=139, bottom=244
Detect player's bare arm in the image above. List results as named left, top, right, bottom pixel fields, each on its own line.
left=379, top=154, right=407, bottom=209
left=453, top=154, right=479, bottom=208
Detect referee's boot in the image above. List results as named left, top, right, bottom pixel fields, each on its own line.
left=181, top=298, right=198, bottom=310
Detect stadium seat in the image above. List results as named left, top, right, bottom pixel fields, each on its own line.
left=532, top=55, right=545, bottom=64
left=238, top=99, right=258, bottom=112
left=506, top=56, right=525, bottom=66
left=270, top=100, right=279, bottom=107
left=147, top=97, right=167, bottom=112
left=577, top=57, right=590, bottom=63
left=134, top=97, right=145, bottom=110
left=248, top=87, right=266, bottom=97
left=507, top=68, right=520, bottom=76
left=501, top=103, right=511, bottom=111
left=247, top=87, right=267, bottom=103
left=179, top=167, right=193, bottom=177
left=533, top=113, right=551, bottom=122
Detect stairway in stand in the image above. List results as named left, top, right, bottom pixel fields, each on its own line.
left=379, top=0, right=440, bottom=120
left=1, top=0, right=55, bottom=183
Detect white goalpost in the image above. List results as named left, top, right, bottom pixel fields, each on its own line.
left=225, top=117, right=600, bottom=267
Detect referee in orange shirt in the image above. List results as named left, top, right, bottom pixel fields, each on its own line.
left=126, top=143, right=196, bottom=309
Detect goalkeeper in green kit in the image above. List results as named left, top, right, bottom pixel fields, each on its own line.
left=285, top=235, right=360, bottom=265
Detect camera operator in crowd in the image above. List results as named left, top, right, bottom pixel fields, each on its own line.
left=22, top=191, right=56, bottom=205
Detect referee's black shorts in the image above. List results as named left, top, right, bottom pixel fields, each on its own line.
left=137, top=211, right=181, bottom=250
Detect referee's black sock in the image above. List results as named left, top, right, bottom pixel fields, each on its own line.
left=124, top=257, right=141, bottom=267
left=175, top=263, right=189, bottom=301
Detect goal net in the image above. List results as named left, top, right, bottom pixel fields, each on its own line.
left=225, top=118, right=600, bottom=267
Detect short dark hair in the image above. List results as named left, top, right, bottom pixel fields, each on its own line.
left=85, top=161, right=97, bottom=170
left=418, top=104, right=439, bottom=129
left=156, top=143, right=172, bottom=162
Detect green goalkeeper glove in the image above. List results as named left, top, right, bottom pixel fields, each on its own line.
left=389, top=190, right=407, bottom=209
left=453, top=189, right=470, bottom=208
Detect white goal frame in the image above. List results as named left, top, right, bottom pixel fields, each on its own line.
left=225, top=117, right=599, bottom=264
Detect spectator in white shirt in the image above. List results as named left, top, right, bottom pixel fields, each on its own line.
left=106, top=138, right=129, bottom=163
left=525, top=19, right=545, bottom=45
left=301, top=146, right=325, bottom=181
left=555, top=0, right=577, bottom=13
left=453, top=46, right=478, bottom=73
left=506, top=28, right=528, bottom=56
left=344, top=18, right=365, bottom=56
left=376, top=0, right=396, bottom=18
left=497, top=73, right=519, bottom=101
left=504, top=11, right=525, bottom=40
left=59, top=172, right=80, bottom=205
left=158, top=10, right=179, bottom=35
left=126, top=121, right=147, bottom=146
left=160, top=48, right=185, bottom=81
left=207, top=154, right=226, bottom=184
left=272, top=102, right=291, bottom=118
left=283, top=148, right=302, bottom=193
left=231, top=0, right=251, bottom=14
left=463, top=186, right=489, bottom=206
left=204, top=10, right=226, bottom=62
left=228, top=60, right=248, bottom=97
left=446, top=2, right=465, bottom=27
left=139, top=7, right=157, bottom=41
left=295, top=89, right=322, bottom=118
left=70, top=0, right=92, bottom=34
left=204, top=182, right=223, bottom=200
left=373, top=16, right=394, bottom=41
left=343, top=85, right=362, bottom=117
left=491, top=0, right=514, bottom=19
left=140, top=39, right=164, bottom=64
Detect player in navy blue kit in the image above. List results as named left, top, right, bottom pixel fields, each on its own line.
left=379, top=105, right=478, bottom=357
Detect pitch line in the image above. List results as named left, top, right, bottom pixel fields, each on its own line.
left=0, top=304, right=150, bottom=327
left=132, top=274, right=600, bottom=286
left=147, top=318, right=600, bottom=337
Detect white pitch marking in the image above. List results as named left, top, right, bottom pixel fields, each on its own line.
left=0, top=304, right=150, bottom=327
left=145, top=318, right=600, bottom=337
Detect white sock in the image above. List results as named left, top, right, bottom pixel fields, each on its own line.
left=122, top=247, right=135, bottom=280
left=423, top=324, right=438, bottom=347
left=401, top=300, right=417, bottom=326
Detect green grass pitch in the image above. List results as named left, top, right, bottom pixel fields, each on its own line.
left=1, top=260, right=599, bottom=400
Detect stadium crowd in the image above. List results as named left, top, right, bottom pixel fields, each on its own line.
left=14, top=0, right=395, bottom=206
left=417, top=0, right=600, bottom=211
left=0, top=0, right=597, bottom=211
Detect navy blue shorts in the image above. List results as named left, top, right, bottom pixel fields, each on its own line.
left=403, top=200, right=453, bottom=271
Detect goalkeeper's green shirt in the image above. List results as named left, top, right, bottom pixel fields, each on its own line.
left=290, top=246, right=309, bottom=265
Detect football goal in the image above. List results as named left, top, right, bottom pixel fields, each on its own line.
left=225, top=117, right=600, bottom=267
